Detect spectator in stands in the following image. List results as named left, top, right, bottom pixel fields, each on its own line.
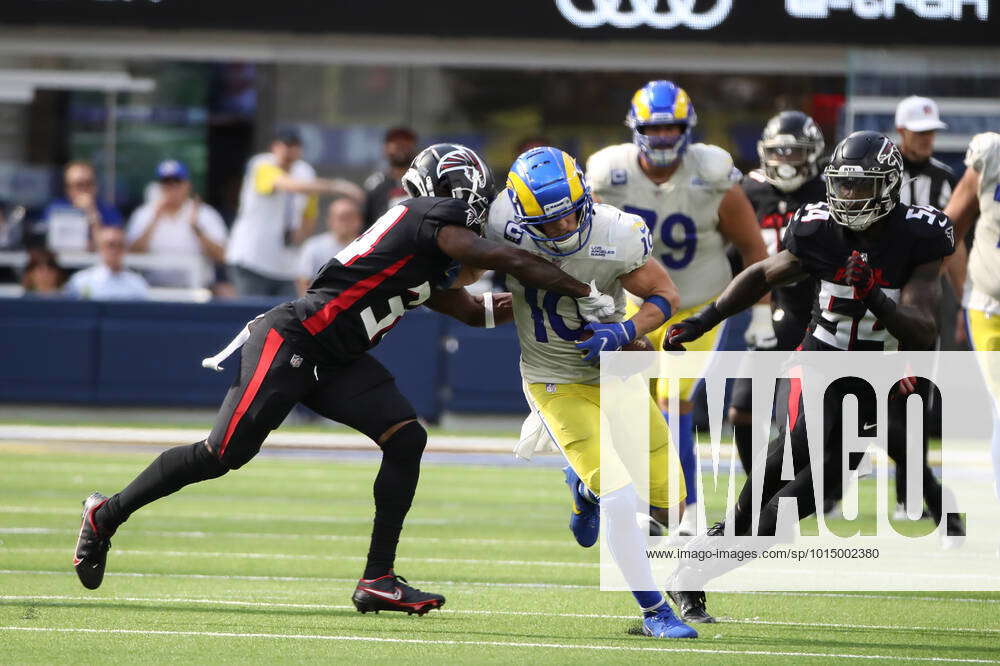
left=296, top=198, right=363, bottom=295
left=126, top=160, right=228, bottom=288
left=43, top=161, right=123, bottom=252
left=21, top=248, right=66, bottom=296
left=363, top=126, right=417, bottom=230
left=225, top=128, right=364, bottom=297
left=64, top=226, right=148, bottom=301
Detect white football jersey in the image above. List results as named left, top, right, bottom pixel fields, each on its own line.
left=966, top=132, right=1000, bottom=303
left=586, top=142, right=740, bottom=309
left=486, top=195, right=651, bottom=385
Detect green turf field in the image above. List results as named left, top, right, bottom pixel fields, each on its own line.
left=1, top=444, right=997, bottom=664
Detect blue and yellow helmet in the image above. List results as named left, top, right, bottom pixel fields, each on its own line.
left=626, top=80, right=698, bottom=167
left=506, top=147, right=594, bottom=257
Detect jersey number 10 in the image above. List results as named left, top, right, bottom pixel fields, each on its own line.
left=524, top=287, right=584, bottom=343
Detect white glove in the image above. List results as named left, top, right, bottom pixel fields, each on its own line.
left=745, top=304, right=778, bottom=350
left=576, top=280, right=617, bottom=323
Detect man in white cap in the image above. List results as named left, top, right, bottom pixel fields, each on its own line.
left=895, top=95, right=956, bottom=209
left=892, top=96, right=958, bottom=524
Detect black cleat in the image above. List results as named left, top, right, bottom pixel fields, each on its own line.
left=668, top=590, right=716, bottom=624
left=352, top=571, right=445, bottom=616
left=73, top=492, right=111, bottom=590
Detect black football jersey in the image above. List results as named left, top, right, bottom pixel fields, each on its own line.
left=741, top=171, right=827, bottom=329
left=273, top=196, right=470, bottom=363
left=784, top=201, right=955, bottom=352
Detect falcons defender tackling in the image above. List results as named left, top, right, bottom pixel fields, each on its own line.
left=666, top=131, right=962, bottom=615
left=488, top=146, right=694, bottom=638
left=72, top=144, right=619, bottom=615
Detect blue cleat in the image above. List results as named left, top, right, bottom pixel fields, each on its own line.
left=563, top=466, right=599, bottom=547
left=642, top=605, right=699, bottom=639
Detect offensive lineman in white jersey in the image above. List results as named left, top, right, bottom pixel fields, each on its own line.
left=586, top=81, right=772, bottom=560
left=487, top=147, right=695, bottom=638
left=944, top=131, right=1000, bottom=500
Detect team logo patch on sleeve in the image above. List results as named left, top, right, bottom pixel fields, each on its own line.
left=588, top=245, right=618, bottom=259
left=611, top=169, right=627, bottom=185
left=504, top=221, right=524, bottom=244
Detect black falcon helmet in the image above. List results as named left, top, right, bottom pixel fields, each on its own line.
left=824, top=131, right=903, bottom=231
left=402, top=143, right=496, bottom=236
left=757, top=110, right=825, bottom=193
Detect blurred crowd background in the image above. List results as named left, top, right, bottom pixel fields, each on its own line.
left=0, top=2, right=996, bottom=418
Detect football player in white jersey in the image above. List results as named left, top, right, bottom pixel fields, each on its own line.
left=944, top=131, right=1000, bottom=500
left=487, top=146, right=696, bottom=638
left=586, top=80, right=772, bottom=541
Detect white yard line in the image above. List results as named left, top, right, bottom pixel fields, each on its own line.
left=0, top=569, right=595, bottom=589
left=0, top=626, right=995, bottom=662
left=2, top=594, right=998, bottom=635
left=2, top=569, right=999, bottom=603
left=0, top=425, right=520, bottom=454
left=0, top=526, right=572, bottom=548
left=1, top=547, right=597, bottom=569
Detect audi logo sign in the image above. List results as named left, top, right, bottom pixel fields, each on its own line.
left=554, top=0, right=733, bottom=30
left=785, top=0, right=988, bottom=21
left=0, top=1, right=994, bottom=45
left=555, top=0, right=988, bottom=29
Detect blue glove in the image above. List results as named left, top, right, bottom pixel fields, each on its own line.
left=575, top=320, right=637, bottom=365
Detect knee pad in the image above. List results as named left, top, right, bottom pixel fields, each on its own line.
left=380, top=421, right=427, bottom=462
left=193, top=440, right=230, bottom=477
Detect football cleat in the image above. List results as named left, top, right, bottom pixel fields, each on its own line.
left=73, top=492, right=111, bottom=590
left=563, top=466, right=599, bottom=547
left=668, top=589, right=716, bottom=624
left=352, top=571, right=445, bottom=616
left=642, top=605, right=698, bottom=639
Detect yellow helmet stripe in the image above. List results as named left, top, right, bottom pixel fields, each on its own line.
left=631, top=88, right=651, bottom=122
left=673, top=88, right=690, bottom=121
left=561, top=151, right=584, bottom=202
left=506, top=171, right=544, bottom=218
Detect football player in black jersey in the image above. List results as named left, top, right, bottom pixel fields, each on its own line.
left=664, top=131, right=962, bottom=620
left=728, top=111, right=827, bottom=473
left=73, top=143, right=621, bottom=615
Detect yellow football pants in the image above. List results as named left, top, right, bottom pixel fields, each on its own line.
left=525, top=382, right=686, bottom=509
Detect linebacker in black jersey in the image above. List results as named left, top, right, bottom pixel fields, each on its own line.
left=72, top=144, right=620, bottom=615
left=664, top=131, right=962, bottom=619
left=728, top=111, right=827, bottom=473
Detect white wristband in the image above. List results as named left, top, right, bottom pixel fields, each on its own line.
left=483, top=291, right=496, bottom=329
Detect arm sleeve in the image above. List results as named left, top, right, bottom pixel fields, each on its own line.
left=781, top=204, right=823, bottom=274
left=912, top=209, right=956, bottom=265
left=124, top=208, right=149, bottom=244
left=618, top=213, right=652, bottom=275
left=965, top=133, right=1000, bottom=188
left=253, top=163, right=284, bottom=195
left=414, top=198, right=474, bottom=253
left=198, top=205, right=229, bottom=244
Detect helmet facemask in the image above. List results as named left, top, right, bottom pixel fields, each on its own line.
left=631, top=122, right=692, bottom=168
left=515, top=191, right=595, bottom=257
left=759, top=140, right=819, bottom=193
left=825, top=167, right=898, bottom=231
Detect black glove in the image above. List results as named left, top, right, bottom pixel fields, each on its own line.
left=664, top=304, right=723, bottom=351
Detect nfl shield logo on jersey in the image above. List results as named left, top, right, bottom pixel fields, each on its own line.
left=611, top=169, right=627, bottom=185
left=290, top=354, right=303, bottom=368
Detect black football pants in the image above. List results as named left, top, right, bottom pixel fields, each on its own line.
left=97, top=315, right=422, bottom=579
